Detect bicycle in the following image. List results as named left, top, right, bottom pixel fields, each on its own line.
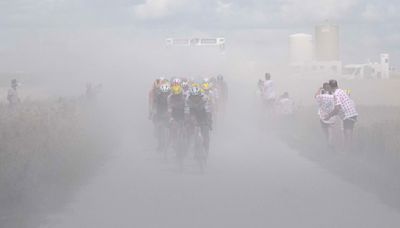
left=169, top=119, right=188, bottom=172
left=155, top=115, right=169, bottom=160
left=191, top=121, right=210, bottom=173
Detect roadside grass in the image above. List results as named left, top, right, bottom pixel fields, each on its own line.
left=0, top=99, right=115, bottom=227
left=274, top=105, right=400, bottom=168
left=277, top=106, right=400, bottom=155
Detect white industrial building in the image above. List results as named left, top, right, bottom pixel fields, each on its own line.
left=315, top=24, right=340, bottom=61
left=289, top=23, right=390, bottom=79
left=289, top=24, right=342, bottom=76
left=342, top=54, right=390, bottom=79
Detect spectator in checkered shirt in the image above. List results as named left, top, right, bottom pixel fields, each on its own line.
left=325, top=80, right=358, bottom=148
left=315, top=83, right=335, bottom=149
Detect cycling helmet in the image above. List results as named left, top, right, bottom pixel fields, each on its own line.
left=181, top=81, right=189, bottom=90
left=159, top=84, right=171, bottom=93
left=189, top=86, right=202, bottom=96
left=159, top=77, right=170, bottom=85
left=153, top=79, right=161, bottom=88
left=171, top=85, right=183, bottom=95
left=191, top=82, right=201, bottom=89
left=171, top=78, right=182, bottom=86
left=202, top=82, right=211, bottom=91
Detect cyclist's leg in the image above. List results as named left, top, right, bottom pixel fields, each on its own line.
left=169, top=120, right=178, bottom=150
left=185, top=118, right=195, bottom=151
left=178, top=121, right=188, bottom=157
left=154, top=114, right=163, bottom=151
left=201, top=125, right=210, bottom=155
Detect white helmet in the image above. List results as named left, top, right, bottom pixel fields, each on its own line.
left=181, top=81, right=189, bottom=90
left=171, top=78, right=182, bottom=86
left=159, top=84, right=170, bottom=93
left=189, top=86, right=201, bottom=96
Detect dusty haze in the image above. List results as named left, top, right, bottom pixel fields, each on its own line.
left=0, top=1, right=400, bottom=228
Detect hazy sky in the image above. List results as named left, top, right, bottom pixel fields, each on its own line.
left=0, top=0, right=399, bottom=73
left=0, top=0, right=398, bottom=27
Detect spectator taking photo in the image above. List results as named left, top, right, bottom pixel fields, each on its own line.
left=325, top=80, right=358, bottom=150
left=315, top=82, right=336, bottom=149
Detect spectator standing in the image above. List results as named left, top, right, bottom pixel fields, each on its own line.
left=216, top=75, right=228, bottom=114
left=262, top=73, right=276, bottom=107
left=325, top=80, right=358, bottom=149
left=256, top=79, right=264, bottom=96
left=315, top=83, right=336, bottom=149
left=7, top=79, right=20, bottom=107
left=277, top=92, right=295, bottom=116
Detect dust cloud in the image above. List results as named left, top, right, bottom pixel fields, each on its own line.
left=0, top=1, right=400, bottom=228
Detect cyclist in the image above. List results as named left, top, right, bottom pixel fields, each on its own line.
left=185, top=85, right=212, bottom=157
left=153, top=83, right=171, bottom=152
left=168, top=85, right=186, bottom=121
left=181, top=79, right=190, bottom=98
left=168, top=84, right=187, bottom=154
left=202, top=81, right=217, bottom=125
left=148, top=78, right=162, bottom=120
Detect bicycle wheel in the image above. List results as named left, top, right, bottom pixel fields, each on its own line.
left=176, top=124, right=187, bottom=172
left=158, top=122, right=169, bottom=160
left=194, top=127, right=206, bottom=173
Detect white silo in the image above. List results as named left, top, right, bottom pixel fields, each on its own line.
left=289, top=33, right=314, bottom=66
left=315, top=24, right=339, bottom=61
